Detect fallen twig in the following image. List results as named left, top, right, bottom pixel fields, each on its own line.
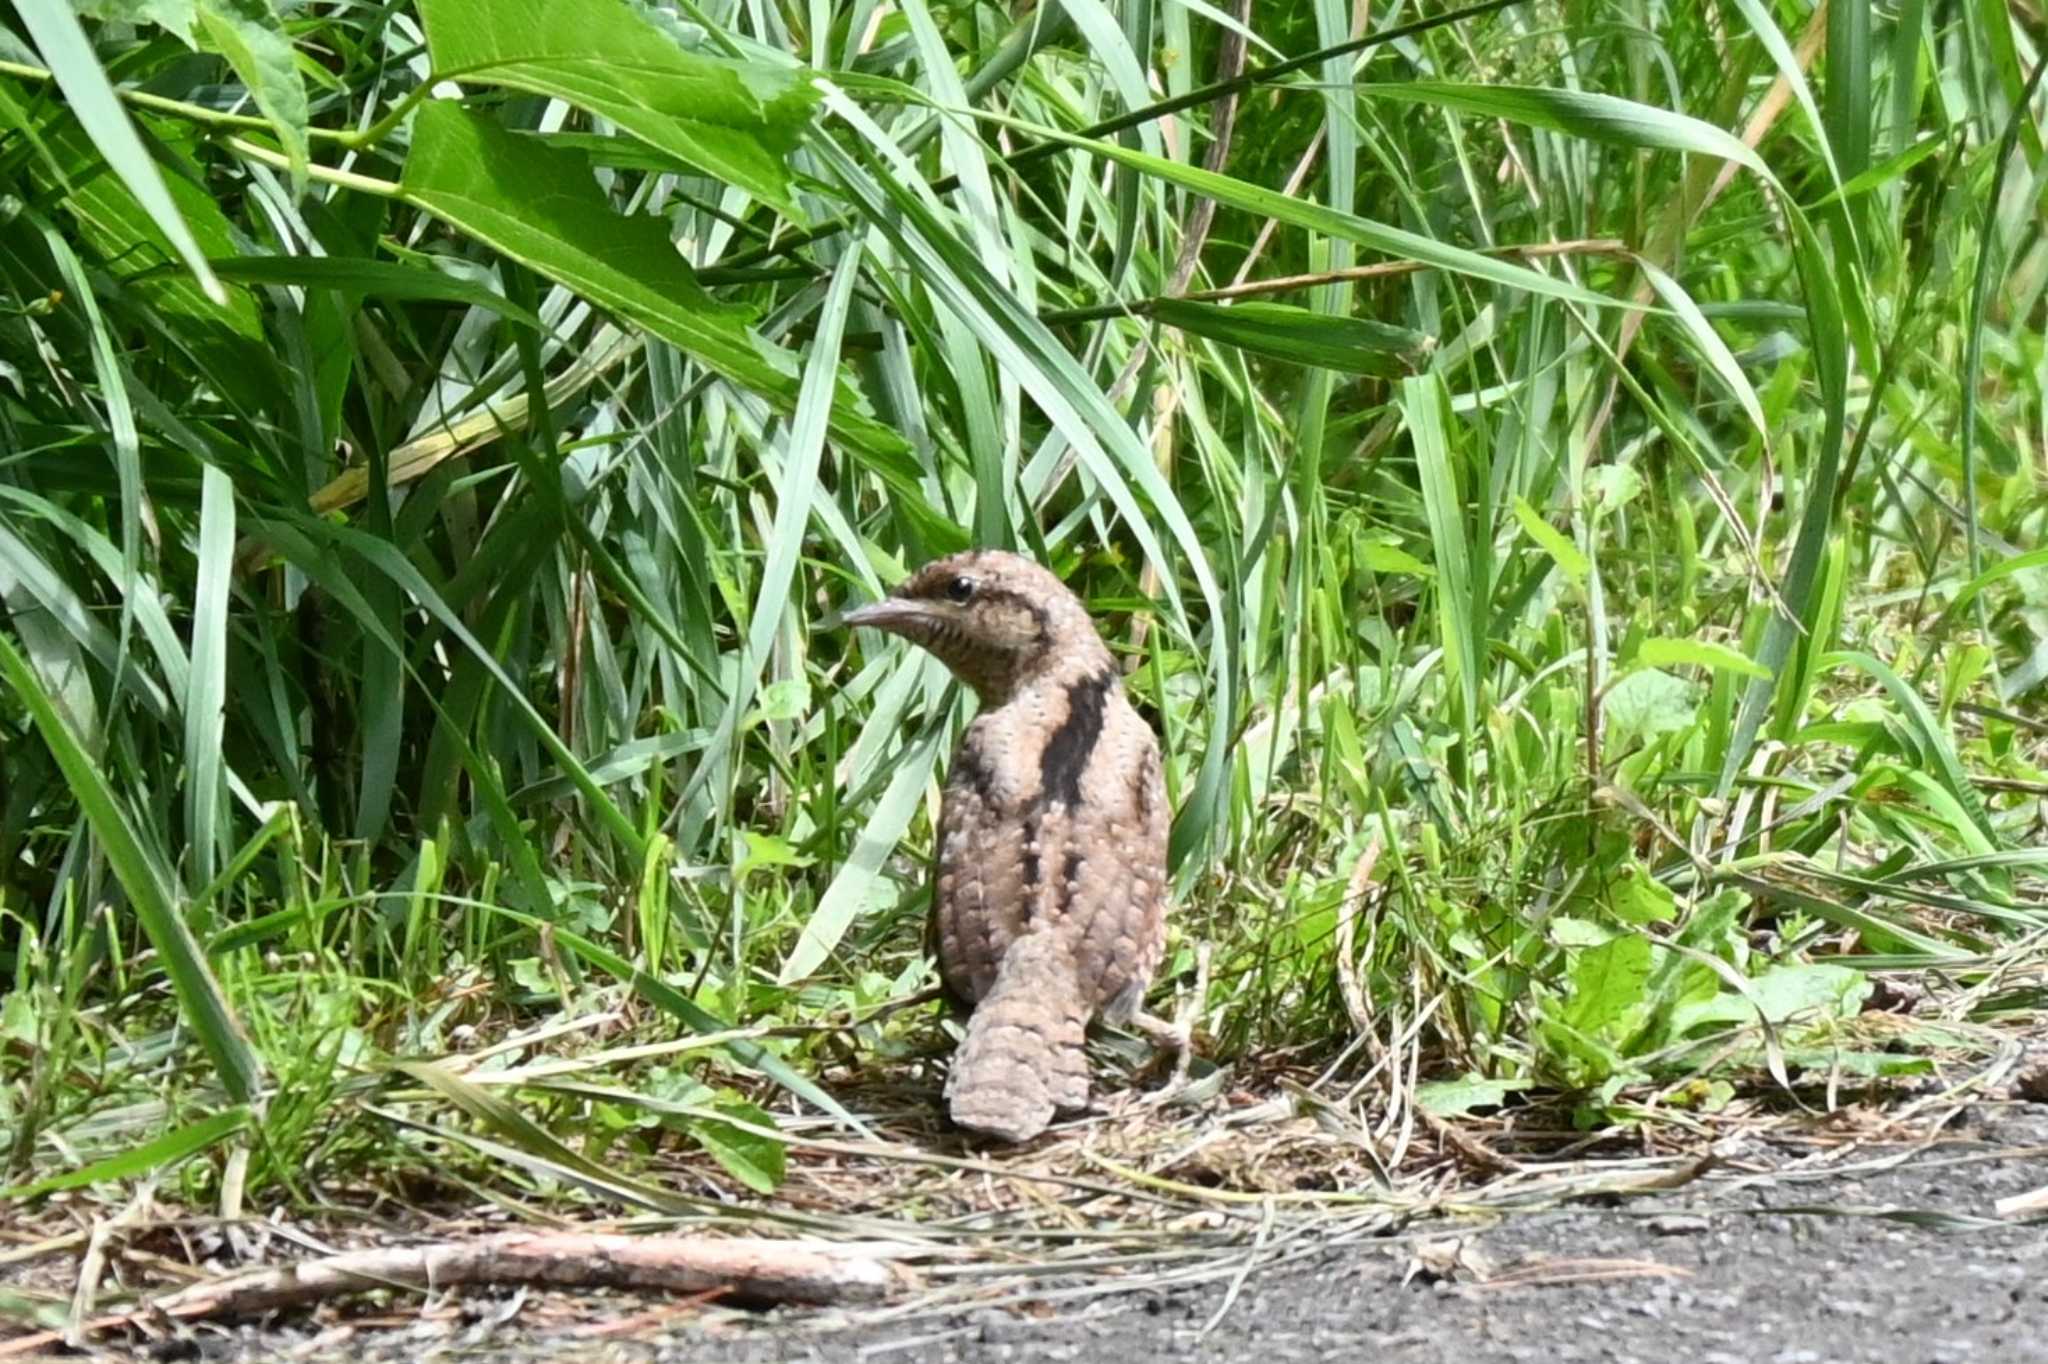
left=1994, top=1184, right=2048, bottom=1219
left=0, top=1232, right=916, bottom=1357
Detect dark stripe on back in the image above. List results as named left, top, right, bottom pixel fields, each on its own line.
left=1039, top=668, right=1115, bottom=808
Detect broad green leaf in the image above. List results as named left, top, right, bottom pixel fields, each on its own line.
left=418, top=0, right=818, bottom=219
left=1583, top=464, right=1644, bottom=518
left=738, top=832, right=813, bottom=872
left=1609, top=863, right=1678, bottom=925
left=748, top=677, right=813, bottom=727
left=400, top=102, right=903, bottom=461
left=1637, top=637, right=1771, bottom=680
left=1667, top=963, right=1870, bottom=1035
left=1356, top=540, right=1435, bottom=577
left=75, top=0, right=198, bottom=44
left=1512, top=495, right=1588, bottom=583
left=1562, top=933, right=1652, bottom=1036
left=690, top=1101, right=786, bottom=1194
left=1414, top=1075, right=1532, bottom=1117
left=195, top=0, right=309, bottom=189
left=1153, top=299, right=1430, bottom=377
left=1549, top=916, right=1613, bottom=947
left=1605, top=668, right=1699, bottom=748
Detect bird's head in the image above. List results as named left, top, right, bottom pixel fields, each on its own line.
left=840, top=550, right=1112, bottom=702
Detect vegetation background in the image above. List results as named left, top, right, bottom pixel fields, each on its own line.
left=0, top=0, right=2043, bottom=1242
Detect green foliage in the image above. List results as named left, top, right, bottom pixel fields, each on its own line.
left=1, top=0, right=2044, bottom=1213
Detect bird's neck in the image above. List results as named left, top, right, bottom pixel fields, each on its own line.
left=979, top=637, right=1118, bottom=710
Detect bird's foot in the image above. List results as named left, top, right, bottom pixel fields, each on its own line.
left=1131, top=942, right=1211, bottom=1102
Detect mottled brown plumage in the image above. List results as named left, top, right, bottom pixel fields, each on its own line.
left=842, top=550, right=1169, bottom=1141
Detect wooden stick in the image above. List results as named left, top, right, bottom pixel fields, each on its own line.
left=0, top=1233, right=915, bottom=1356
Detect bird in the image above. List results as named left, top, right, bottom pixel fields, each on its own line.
left=841, top=549, right=1174, bottom=1141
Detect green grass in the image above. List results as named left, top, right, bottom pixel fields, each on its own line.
left=0, top=0, right=2044, bottom=1237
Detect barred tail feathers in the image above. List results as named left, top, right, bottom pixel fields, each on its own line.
left=944, top=933, right=1089, bottom=1141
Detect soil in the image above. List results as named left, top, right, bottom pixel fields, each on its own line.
left=120, top=1105, right=2047, bottom=1364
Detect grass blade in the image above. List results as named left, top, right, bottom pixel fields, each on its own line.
left=0, top=631, right=263, bottom=1102
left=14, top=1, right=228, bottom=303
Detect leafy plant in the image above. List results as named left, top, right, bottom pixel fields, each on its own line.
left=0, top=0, right=2043, bottom=1212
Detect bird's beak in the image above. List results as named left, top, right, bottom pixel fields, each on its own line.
left=838, top=598, right=938, bottom=635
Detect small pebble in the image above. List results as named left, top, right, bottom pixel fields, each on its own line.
left=1647, top=1214, right=1712, bottom=1236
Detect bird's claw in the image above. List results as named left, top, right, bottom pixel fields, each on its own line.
left=1132, top=942, right=1210, bottom=1104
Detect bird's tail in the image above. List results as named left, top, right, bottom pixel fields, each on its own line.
left=945, top=933, right=1089, bottom=1142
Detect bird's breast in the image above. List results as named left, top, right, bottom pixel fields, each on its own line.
left=932, top=674, right=1168, bottom=1011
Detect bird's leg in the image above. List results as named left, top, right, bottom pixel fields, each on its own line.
left=1131, top=942, right=1210, bottom=1095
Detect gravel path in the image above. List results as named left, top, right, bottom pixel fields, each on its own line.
left=154, top=1106, right=2048, bottom=1364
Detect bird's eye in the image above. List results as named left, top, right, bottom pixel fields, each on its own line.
left=945, top=575, right=976, bottom=604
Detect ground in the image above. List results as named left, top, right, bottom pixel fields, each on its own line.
left=62, top=1099, right=2037, bottom=1364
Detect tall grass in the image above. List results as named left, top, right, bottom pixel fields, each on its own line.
left=0, top=0, right=2043, bottom=1209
